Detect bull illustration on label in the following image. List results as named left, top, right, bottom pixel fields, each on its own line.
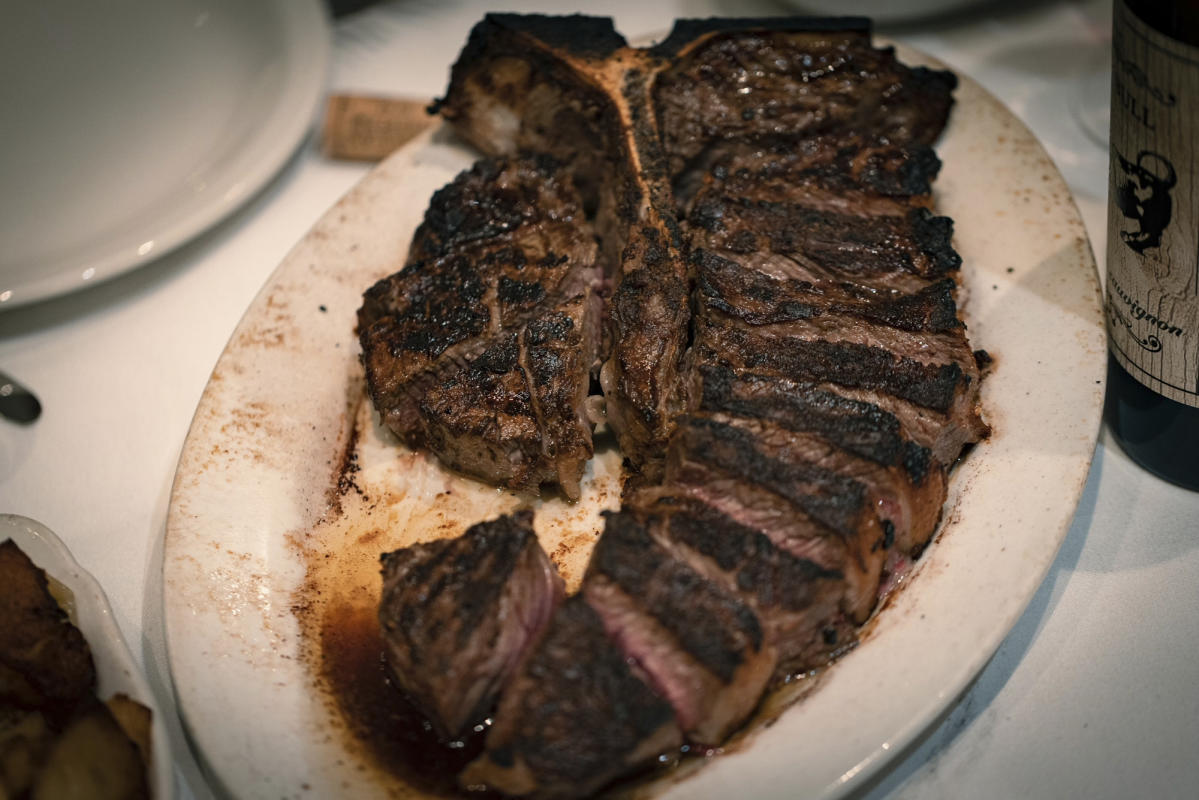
left=1115, top=149, right=1176, bottom=254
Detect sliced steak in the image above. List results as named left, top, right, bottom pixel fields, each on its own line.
left=692, top=366, right=947, bottom=552
left=662, top=415, right=886, bottom=622
left=366, top=17, right=992, bottom=794
left=686, top=244, right=985, bottom=480
left=690, top=200, right=962, bottom=287
left=378, top=511, right=563, bottom=739
left=461, top=596, right=681, bottom=798
left=650, top=19, right=956, bottom=177
left=677, top=134, right=941, bottom=217
left=629, top=492, right=853, bottom=677
left=582, top=510, right=776, bottom=745
left=406, top=154, right=586, bottom=265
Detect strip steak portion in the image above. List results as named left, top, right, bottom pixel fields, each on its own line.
left=461, top=596, right=681, bottom=799
left=582, top=510, right=776, bottom=745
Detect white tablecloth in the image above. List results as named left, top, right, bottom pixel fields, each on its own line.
left=3, top=0, right=1197, bottom=797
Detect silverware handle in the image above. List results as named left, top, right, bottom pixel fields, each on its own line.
left=0, top=371, right=41, bottom=423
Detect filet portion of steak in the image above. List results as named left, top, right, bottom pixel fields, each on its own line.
left=436, top=13, right=694, bottom=480
left=378, top=511, right=563, bottom=738
left=461, top=596, right=681, bottom=799
left=582, top=510, right=776, bottom=745
left=358, top=156, right=603, bottom=498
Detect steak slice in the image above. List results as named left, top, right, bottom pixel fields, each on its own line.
left=695, top=313, right=982, bottom=443
left=582, top=510, right=776, bottom=745
left=599, top=228, right=691, bottom=482
left=693, top=248, right=965, bottom=336
left=520, top=294, right=605, bottom=499
left=378, top=511, right=563, bottom=739
left=651, top=19, right=957, bottom=177
left=461, top=596, right=681, bottom=799
left=629, top=492, right=853, bottom=676
left=406, top=154, right=585, bottom=265
left=692, top=366, right=947, bottom=553
left=663, top=415, right=886, bottom=622
left=677, top=134, right=941, bottom=217
left=693, top=363, right=937, bottom=484
left=690, top=200, right=962, bottom=287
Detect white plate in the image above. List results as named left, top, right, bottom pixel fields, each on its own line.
left=163, top=45, right=1105, bottom=800
left=1, top=514, right=175, bottom=799
left=0, top=0, right=328, bottom=310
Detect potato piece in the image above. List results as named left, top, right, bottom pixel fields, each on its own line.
left=30, top=702, right=148, bottom=800
left=104, top=694, right=152, bottom=768
left=0, top=708, right=53, bottom=799
left=0, top=540, right=95, bottom=717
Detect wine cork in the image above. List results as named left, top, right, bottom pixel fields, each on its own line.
left=321, top=95, right=437, bottom=162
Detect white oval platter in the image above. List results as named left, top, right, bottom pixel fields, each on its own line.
left=163, top=45, right=1105, bottom=800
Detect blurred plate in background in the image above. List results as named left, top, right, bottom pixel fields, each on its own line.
left=0, top=0, right=328, bottom=309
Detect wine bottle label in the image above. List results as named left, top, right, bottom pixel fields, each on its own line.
left=1107, top=2, right=1199, bottom=408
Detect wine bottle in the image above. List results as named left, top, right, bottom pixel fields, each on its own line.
left=1104, top=0, right=1199, bottom=490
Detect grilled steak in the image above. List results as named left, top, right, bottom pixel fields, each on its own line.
left=650, top=19, right=956, bottom=177
left=362, top=13, right=991, bottom=798
left=461, top=596, right=681, bottom=799
left=437, top=13, right=694, bottom=478
left=582, top=510, right=776, bottom=745
left=358, top=156, right=603, bottom=498
left=378, top=511, right=563, bottom=738
left=628, top=492, right=852, bottom=676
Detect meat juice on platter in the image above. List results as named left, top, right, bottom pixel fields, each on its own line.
left=346, top=14, right=989, bottom=798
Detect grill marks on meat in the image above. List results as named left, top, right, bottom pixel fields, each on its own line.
left=358, top=156, right=602, bottom=498
left=651, top=22, right=956, bottom=178
left=357, top=14, right=992, bottom=798
left=583, top=510, right=775, bottom=745
left=600, top=228, right=691, bottom=482
left=678, top=135, right=942, bottom=216
left=378, top=511, right=563, bottom=739
left=690, top=200, right=962, bottom=288
left=629, top=493, right=853, bottom=676
left=461, top=596, right=682, bottom=799
left=436, top=13, right=695, bottom=477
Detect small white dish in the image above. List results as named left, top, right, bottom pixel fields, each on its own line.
left=0, top=0, right=329, bottom=310
left=1, top=513, right=175, bottom=800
